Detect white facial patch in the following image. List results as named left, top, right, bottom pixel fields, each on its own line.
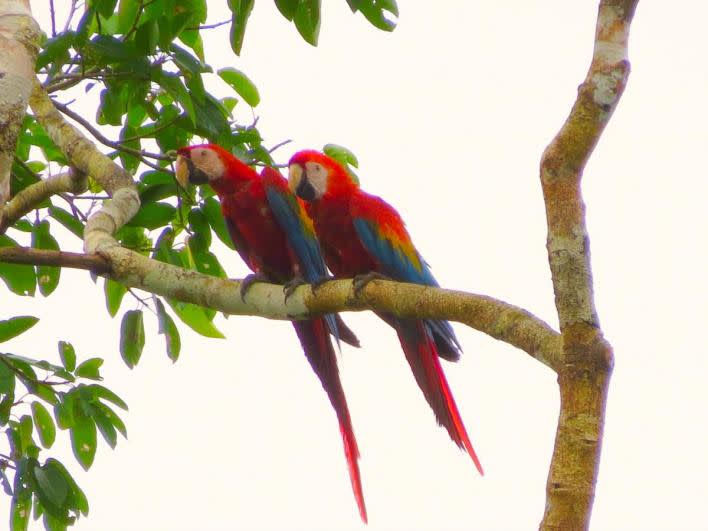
left=191, top=148, right=225, bottom=181
left=304, top=161, right=329, bottom=198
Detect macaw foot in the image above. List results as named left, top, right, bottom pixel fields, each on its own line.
left=352, top=272, right=391, bottom=297
left=239, top=272, right=269, bottom=301
left=311, top=275, right=336, bottom=294
left=283, top=276, right=307, bottom=302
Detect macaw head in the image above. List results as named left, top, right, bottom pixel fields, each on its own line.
left=175, top=144, right=229, bottom=188
left=288, top=150, right=358, bottom=201
left=175, top=144, right=257, bottom=194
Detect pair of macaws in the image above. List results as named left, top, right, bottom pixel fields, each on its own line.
left=175, top=145, right=482, bottom=523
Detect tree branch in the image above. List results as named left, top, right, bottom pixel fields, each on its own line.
left=0, top=246, right=562, bottom=370
left=0, top=246, right=109, bottom=273
left=0, top=168, right=87, bottom=233
left=539, top=1, right=638, bottom=529
left=52, top=100, right=173, bottom=164
left=28, top=81, right=135, bottom=195
left=0, top=0, right=40, bottom=211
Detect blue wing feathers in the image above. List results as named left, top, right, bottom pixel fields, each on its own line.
left=353, top=217, right=463, bottom=358
left=265, top=187, right=327, bottom=283
left=265, top=186, right=343, bottom=347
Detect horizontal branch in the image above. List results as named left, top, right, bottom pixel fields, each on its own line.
left=0, top=246, right=562, bottom=371
left=0, top=246, right=110, bottom=273
left=0, top=168, right=87, bottom=233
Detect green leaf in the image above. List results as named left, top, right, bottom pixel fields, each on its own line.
left=0, top=360, right=15, bottom=395
left=97, top=0, right=119, bottom=18
left=191, top=250, right=226, bottom=278
left=168, top=300, right=224, bottom=338
left=0, top=235, right=36, bottom=296
left=11, top=467, right=31, bottom=531
left=57, top=342, right=76, bottom=372
left=127, top=201, right=177, bottom=230
left=32, top=221, right=61, bottom=296
left=202, top=197, right=235, bottom=250
left=92, top=405, right=118, bottom=449
left=31, top=402, right=56, bottom=449
left=37, top=31, right=76, bottom=71
left=31, top=462, right=71, bottom=524
left=70, top=415, right=97, bottom=471
left=358, top=0, right=398, bottom=31
left=191, top=93, right=231, bottom=139
left=48, top=207, right=84, bottom=239
left=119, top=310, right=145, bottom=368
left=75, top=358, right=104, bottom=380
left=98, top=88, right=125, bottom=126
left=155, top=299, right=181, bottom=362
left=323, top=143, right=359, bottom=168
left=134, top=18, right=159, bottom=55
left=19, top=415, right=34, bottom=451
left=228, top=0, right=255, bottom=55
left=9, top=220, right=33, bottom=233
left=187, top=208, right=211, bottom=253
left=0, top=316, right=39, bottom=343
left=88, top=34, right=135, bottom=61
left=54, top=394, right=75, bottom=430
left=85, top=383, right=128, bottom=411
left=43, top=458, right=88, bottom=516
left=32, top=383, right=59, bottom=406
left=93, top=402, right=127, bottom=438
left=275, top=0, right=298, bottom=20
left=294, top=0, right=321, bottom=46
left=170, top=43, right=210, bottom=77
left=218, top=68, right=260, bottom=107
left=158, top=72, right=196, bottom=126
left=104, top=278, right=127, bottom=317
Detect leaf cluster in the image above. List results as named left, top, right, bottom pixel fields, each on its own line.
left=1, top=1, right=394, bottom=528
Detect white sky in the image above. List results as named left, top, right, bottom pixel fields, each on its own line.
left=5, top=1, right=708, bottom=529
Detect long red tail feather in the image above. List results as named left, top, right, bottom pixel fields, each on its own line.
left=395, top=319, right=484, bottom=475
left=292, top=320, right=368, bottom=522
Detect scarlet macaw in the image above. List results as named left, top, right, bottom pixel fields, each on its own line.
left=288, top=150, right=483, bottom=475
left=175, top=144, right=368, bottom=522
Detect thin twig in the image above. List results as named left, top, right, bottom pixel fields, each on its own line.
left=49, top=0, right=57, bottom=36
left=190, top=19, right=231, bottom=30
left=268, top=139, right=292, bottom=154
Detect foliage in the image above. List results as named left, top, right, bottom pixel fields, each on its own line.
left=0, top=320, right=127, bottom=530
left=2, top=0, right=394, bottom=528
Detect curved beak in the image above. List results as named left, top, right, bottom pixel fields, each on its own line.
left=288, top=164, right=316, bottom=201
left=175, top=153, right=210, bottom=188
left=175, top=154, right=191, bottom=189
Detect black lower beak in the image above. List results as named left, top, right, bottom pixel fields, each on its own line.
left=295, top=175, right=316, bottom=201
left=185, top=157, right=210, bottom=185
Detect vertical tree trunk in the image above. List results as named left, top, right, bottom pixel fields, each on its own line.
left=539, top=1, right=638, bottom=529
left=0, top=0, right=39, bottom=209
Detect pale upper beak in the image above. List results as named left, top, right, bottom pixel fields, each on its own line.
left=175, top=154, right=191, bottom=189
left=288, top=163, right=303, bottom=194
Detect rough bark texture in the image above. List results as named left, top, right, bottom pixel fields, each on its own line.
left=0, top=1, right=641, bottom=528
left=0, top=245, right=562, bottom=369
left=0, top=169, right=87, bottom=233
left=0, top=0, right=40, bottom=211
left=539, top=1, right=638, bottom=529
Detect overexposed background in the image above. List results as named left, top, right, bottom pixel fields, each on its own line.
left=4, top=1, right=707, bottom=529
